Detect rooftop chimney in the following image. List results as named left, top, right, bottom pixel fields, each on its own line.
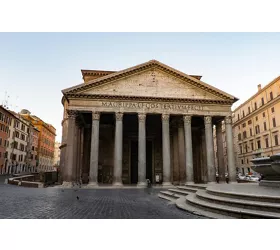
left=258, top=84, right=262, bottom=91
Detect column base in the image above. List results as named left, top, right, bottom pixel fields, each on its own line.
left=61, top=181, right=73, bottom=188
left=113, top=182, right=123, bottom=187
left=162, top=182, right=173, bottom=187
left=207, top=181, right=217, bottom=185
left=87, top=182, right=99, bottom=187
left=185, top=181, right=195, bottom=185
left=137, top=182, right=146, bottom=187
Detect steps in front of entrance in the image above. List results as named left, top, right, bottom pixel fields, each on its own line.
left=158, top=183, right=280, bottom=218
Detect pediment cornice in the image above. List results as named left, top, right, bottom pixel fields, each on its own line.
left=62, top=60, right=238, bottom=104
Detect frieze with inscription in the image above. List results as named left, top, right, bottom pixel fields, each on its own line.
left=101, top=101, right=203, bottom=112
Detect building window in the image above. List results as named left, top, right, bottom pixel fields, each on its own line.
left=241, top=159, right=244, bottom=164
left=248, top=107, right=251, bottom=114
left=242, top=111, right=245, bottom=117
left=270, top=91, right=273, bottom=100
left=244, top=143, right=248, bottom=153
left=248, top=120, right=252, bottom=125
left=264, top=122, right=267, bottom=131
left=242, top=123, right=246, bottom=128
left=261, top=97, right=264, bottom=106
left=251, top=142, right=254, bottom=151
left=256, top=116, right=258, bottom=121
left=263, top=112, right=265, bottom=118
left=257, top=140, right=261, bottom=149
left=243, top=131, right=247, bottom=139
left=273, top=118, right=276, bottom=127
left=250, top=128, right=252, bottom=137
left=239, top=145, right=242, bottom=154
left=272, top=107, right=275, bottom=113
left=238, top=133, right=241, bottom=141
left=247, top=159, right=249, bottom=164
left=254, top=102, right=257, bottom=110
left=255, top=125, right=260, bottom=134
left=275, top=135, right=279, bottom=146
left=265, top=138, right=269, bottom=148
left=238, top=114, right=240, bottom=120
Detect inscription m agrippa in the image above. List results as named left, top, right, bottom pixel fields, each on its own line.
left=101, top=101, right=203, bottom=112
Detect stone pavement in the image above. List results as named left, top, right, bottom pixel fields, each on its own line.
left=0, top=176, right=203, bottom=219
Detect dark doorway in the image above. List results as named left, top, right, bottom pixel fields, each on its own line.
left=130, top=140, right=138, bottom=184
left=146, top=140, right=153, bottom=183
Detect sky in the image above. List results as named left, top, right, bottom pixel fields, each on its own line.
left=0, top=32, right=279, bottom=142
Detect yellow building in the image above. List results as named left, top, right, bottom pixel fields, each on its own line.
left=232, top=76, right=280, bottom=175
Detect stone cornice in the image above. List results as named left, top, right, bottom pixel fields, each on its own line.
left=66, top=93, right=233, bottom=105
left=62, top=60, right=238, bottom=103
left=233, top=95, right=280, bottom=126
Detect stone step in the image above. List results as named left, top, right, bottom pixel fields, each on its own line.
left=168, top=188, right=191, bottom=196
left=175, top=196, right=233, bottom=219
left=196, top=190, right=280, bottom=213
left=158, top=193, right=178, bottom=202
left=206, top=187, right=280, bottom=204
left=184, top=184, right=207, bottom=190
left=186, top=193, right=280, bottom=218
left=160, top=190, right=182, bottom=199
left=176, top=186, right=199, bottom=193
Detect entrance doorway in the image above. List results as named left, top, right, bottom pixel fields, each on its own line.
left=130, top=140, right=153, bottom=184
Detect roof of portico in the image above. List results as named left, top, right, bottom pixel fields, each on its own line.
left=62, top=60, right=238, bottom=104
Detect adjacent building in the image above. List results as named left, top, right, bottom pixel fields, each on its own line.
left=60, top=60, right=238, bottom=186
left=232, top=76, right=280, bottom=175
left=0, top=106, right=12, bottom=174
left=19, top=110, right=56, bottom=172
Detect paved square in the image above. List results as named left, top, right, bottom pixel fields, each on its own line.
left=0, top=176, right=202, bottom=219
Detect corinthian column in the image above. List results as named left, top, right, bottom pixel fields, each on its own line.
left=137, top=113, right=146, bottom=187
left=62, top=109, right=78, bottom=186
left=184, top=115, right=194, bottom=184
left=216, top=120, right=225, bottom=182
left=88, top=112, right=100, bottom=186
left=113, top=112, right=123, bottom=186
left=204, top=116, right=216, bottom=183
left=162, top=114, right=172, bottom=186
left=225, top=116, right=236, bottom=182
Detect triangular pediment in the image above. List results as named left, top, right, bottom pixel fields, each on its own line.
left=63, top=60, right=238, bottom=103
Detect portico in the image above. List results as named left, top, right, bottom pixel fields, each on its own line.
left=60, top=60, right=238, bottom=186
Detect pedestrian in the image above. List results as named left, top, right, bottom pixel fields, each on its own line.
left=216, top=172, right=219, bottom=183
left=225, top=173, right=229, bottom=184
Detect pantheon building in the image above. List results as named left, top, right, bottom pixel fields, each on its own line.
left=60, top=60, right=238, bottom=187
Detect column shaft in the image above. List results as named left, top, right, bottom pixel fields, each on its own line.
left=225, top=116, right=236, bottom=182
left=184, top=115, right=194, bottom=184
left=138, top=113, right=146, bottom=186
left=89, top=112, right=100, bottom=186
left=216, top=121, right=225, bottom=181
left=162, top=114, right=171, bottom=186
left=172, top=127, right=179, bottom=184
left=63, top=110, right=78, bottom=184
left=113, top=112, right=123, bottom=186
left=204, top=116, right=216, bottom=183
left=178, top=121, right=186, bottom=184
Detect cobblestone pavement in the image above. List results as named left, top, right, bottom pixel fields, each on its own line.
left=0, top=176, right=203, bottom=219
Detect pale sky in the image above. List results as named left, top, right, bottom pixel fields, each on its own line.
left=0, top=32, right=279, bottom=141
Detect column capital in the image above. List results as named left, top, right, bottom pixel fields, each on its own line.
left=225, top=116, right=232, bottom=125
left=138, top=113, right=146, bottom=122
left=115, top=112, right=123, bottom=121
left=67, top=109, right=78, bottom=119
left=92, top=112, right=100, bottom=120
left=183, top=115, right=192, bottom=125
left=161, top=114, right=170, bottom=122
left=204, top=116, right=212, bottom=125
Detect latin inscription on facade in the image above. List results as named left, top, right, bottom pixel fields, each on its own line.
left=101, top=101, right=203, bottom=112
